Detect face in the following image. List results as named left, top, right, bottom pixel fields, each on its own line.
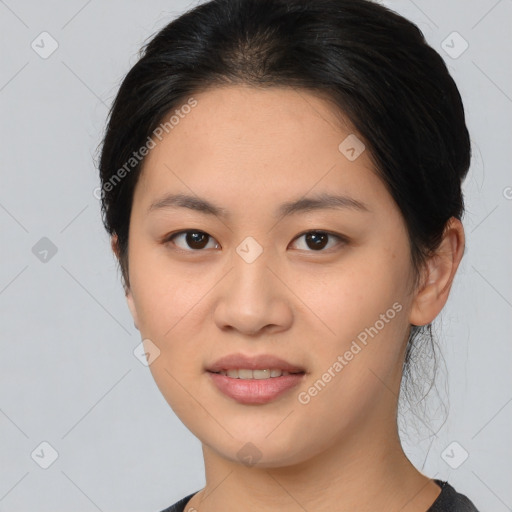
left=123, top=85, right=420, bottom=467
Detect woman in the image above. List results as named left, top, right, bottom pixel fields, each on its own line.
left=98, top=0, right=480, bottom=510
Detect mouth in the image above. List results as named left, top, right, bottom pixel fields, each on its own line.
left=209, top=368, right=303, bottom=379
left=206, top=353, right=305, bottom=374
left=206, top=353, right=306, bottom=404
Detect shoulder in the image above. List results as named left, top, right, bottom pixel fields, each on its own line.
left=157, top=492, right=197, bottom=512
left=428, top=479, right=481, bottom=512
left=157, top=482, right=481, bottom=512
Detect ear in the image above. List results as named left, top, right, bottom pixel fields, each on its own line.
left=110, top=233, right=120, bottom=259
left=111, top=234, right=140, bottom=331
left=409, top=217, right=465, bottom=326
left=125, top=287, right=140, bottom=331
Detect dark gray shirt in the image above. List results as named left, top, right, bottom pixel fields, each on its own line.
left=159, top=478, right=480, bottom=511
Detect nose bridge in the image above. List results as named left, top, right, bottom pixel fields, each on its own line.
left=231, top=237, right=275, bottom=304
left=212, top=237, right=292, bottom=335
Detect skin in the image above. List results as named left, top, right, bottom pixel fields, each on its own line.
left=111, top=85, right=465, bottom=511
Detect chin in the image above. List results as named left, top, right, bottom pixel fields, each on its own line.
left=199, top=424, right=321, bottom=469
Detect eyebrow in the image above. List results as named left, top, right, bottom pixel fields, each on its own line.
left=147, top=192, right=371, bottom=219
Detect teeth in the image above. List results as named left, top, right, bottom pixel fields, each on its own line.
left=253, top=369, right=270, bottom=380
left=238, top=369, right=253, bottom=380
left=216, top=369, right=294, bottom=379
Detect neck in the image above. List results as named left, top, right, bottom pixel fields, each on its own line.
left=187, top=403, right=441, bottom=512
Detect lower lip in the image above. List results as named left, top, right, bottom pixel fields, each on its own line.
left=208, top=372, right=305, bottom=404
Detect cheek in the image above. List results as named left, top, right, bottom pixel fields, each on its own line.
left=303, top=249, right=410, bottom=344
left=295, top=251, right=412, bottom=414
left=130, top=254, right=213, bottom=417
left=291, top=253, right=410, bottom=424
left=129, top=241, right=204, bottom=336
left=128, top=251, right=223, bottom=409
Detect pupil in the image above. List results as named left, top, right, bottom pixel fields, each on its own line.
left=306, top=232, right=328, bottom=250
left=187, top=232, right=208, bottom=249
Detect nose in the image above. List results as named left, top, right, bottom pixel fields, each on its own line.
left=212, top=249, right=294, bottom=337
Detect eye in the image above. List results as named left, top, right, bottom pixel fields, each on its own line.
left=164, top=229, right=347, bottom=253
left=290, top=230, right=346, bottom=252
left=165, top=230, right=220, bottom=251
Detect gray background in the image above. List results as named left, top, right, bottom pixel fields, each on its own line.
left=0, top=0, right=511, bottom=511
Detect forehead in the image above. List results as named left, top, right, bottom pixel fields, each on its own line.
left=161, top=84, right=355, bottom=155
left=134, top=85, right=392, bottom=215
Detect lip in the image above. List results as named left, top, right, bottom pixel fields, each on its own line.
left=206, top=353, right=305, bottom=373
left=206, top=353, right=305, bottom=405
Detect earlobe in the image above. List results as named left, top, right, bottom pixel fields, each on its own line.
left=409, top=218, right=465, bottom=326
left=111, top=234, right=120, bottom=259
left=111, top=234, right=139, bottom=330
left=126, top=289, right=140, bottom=331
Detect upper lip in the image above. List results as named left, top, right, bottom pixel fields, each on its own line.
left=206, top=353, right=305, bottom=373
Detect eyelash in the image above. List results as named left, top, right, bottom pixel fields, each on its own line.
left=163, top=229, right=348, bottom=253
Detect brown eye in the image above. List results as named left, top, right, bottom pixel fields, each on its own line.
left=291, top=231, right=346, bottom=252
left=166, top=231, right=219, bottom=251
